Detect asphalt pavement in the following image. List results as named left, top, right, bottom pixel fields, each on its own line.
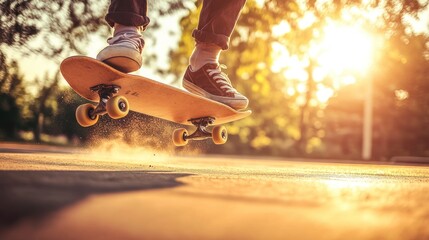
left=0, top=142, right=428, bottom=240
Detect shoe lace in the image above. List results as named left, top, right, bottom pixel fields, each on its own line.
left=206, top=64, right=238, bottom=94
left=107, top=32, right=145, bottom=52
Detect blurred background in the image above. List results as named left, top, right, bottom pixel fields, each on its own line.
left=0, top=0, right=428, bottom=160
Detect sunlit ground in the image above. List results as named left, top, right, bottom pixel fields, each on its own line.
left=1, top=143, right=429, bottom=239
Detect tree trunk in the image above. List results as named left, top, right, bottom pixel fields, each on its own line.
left=295, top=60, right=315, bottom=154
left=33, top=71, right=60, bottom=142
left=34, top=112, right=44, bottom=142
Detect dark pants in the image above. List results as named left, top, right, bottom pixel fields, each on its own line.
left=105, top=0, right=246, bottom=50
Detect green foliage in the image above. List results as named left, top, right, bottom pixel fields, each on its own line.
left=0, top=0, right=110, bottom=59
left=0, top=0, right=110, bottom=142
left=0, top=52, right=32, bottom=138
left=373, top=34, right=429, bottom=158
left=0, top=0, right=39, bottom=46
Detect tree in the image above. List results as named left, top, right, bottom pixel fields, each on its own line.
left=372, top=34, right=429, bottom=159
left=0, top=53, right=31, bottom=139
left=0, top=0, right=110, bottom=141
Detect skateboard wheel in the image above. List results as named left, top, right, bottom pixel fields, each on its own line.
left=76, top=103, right=99, bottom=127
left=106, top=95, right=129, bottom=119
left=173, top=128, right=189, bottom=146
left=212, top=126, right=228, bottom=145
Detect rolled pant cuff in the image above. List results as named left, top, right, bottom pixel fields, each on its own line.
left=106, top=12, right=150, bottom=31
left=192, top=29, right=230, bottom=50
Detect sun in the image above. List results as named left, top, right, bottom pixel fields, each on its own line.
left=271, top=20, right=376, bottom=103
left=316, top=23, right=375, bottom=74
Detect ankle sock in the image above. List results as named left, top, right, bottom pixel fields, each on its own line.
left=189, top=43, right=221, bottom=71
left=113, top=23, right=141, bottom=36
left=110, top=23, right=145, bottom=52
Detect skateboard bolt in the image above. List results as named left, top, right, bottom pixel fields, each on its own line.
left=119, top=101, right=127, bottom=111
left=88, top=108, right=97, bottom=120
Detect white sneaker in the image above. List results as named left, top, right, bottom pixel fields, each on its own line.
left=97, top=31, right=144, bottom=73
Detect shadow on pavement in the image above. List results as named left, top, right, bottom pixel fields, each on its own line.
left=0, top=170, right=191, bottom=227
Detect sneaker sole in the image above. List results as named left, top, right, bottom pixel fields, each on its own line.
left=97, top=46, right=142, bottom=73
left=183, top=79, right=248, bottom=110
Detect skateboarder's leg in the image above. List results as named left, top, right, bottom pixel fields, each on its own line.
left=97, top=0, right=149, bottom=73
left=193, top=0, right=246, bottom=50
left=189, top=0, right=246, bottom=70
left=184, top=0, right=249, bottom=110
left=105, top=0, right=150, bottom=30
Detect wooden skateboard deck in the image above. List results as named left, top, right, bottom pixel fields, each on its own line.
left=60, top=56, right=251, bottom=126
left=60, top=56, right=251, bottom=145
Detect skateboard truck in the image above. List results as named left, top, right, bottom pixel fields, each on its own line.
left=186, top=117, right=215, bottom=141
left=75, top=84, right=130, bottom=127
left=172, top=117, right=228, bottom=146
left=88, top=85, right=121, bottom=117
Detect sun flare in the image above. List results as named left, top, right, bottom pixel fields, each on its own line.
left=317, top=23, right=374, bottom=74
left=272, top=20, right=375, bottom=103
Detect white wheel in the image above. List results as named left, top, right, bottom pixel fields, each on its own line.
left=75, top=103, right=99, bottom=127
left=106, top=95, right=129, bottom=119
left=173, top=128, right=189, bottom=146
left=212, top=125, right=228, bottom=145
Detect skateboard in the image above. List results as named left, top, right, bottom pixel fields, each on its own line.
left=60, top=56, right=251, bottom=146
